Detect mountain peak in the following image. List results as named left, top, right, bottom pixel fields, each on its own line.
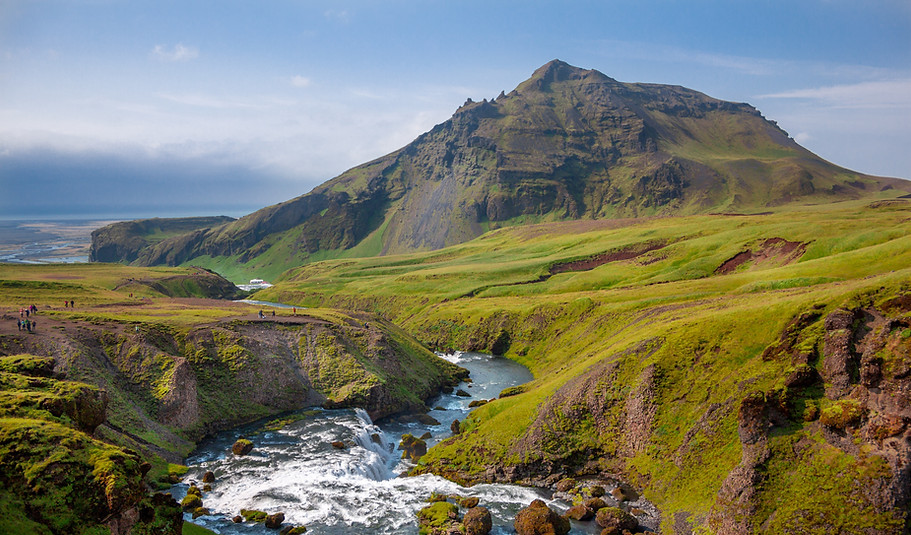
left=522, top=59, right=615, bottom=91
left=95, top=61, right=911, bottom=275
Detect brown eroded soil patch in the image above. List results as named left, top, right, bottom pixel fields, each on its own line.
left=550, top=240, right=668, bottom=274
left=715, top=237, right=807, bottom=275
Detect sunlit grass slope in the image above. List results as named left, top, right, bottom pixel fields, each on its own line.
left=255, top=198, right=911, bottom=533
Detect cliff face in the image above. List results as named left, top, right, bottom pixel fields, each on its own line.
left=0, top=355, right=183, bottom=535
left=89, top=216, right=234, bottom=264
left=92, top=60, right=910, bottom=277
left=0, top=309, right=466, bottom=534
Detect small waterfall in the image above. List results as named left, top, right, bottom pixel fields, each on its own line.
left=177, top=352, right=556, bottom=535
left=350, top=408, right=395, bottom=480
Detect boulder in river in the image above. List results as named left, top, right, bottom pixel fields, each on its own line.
left=417, top=501, right=460, bottom=534
left=416, top=413, right=441, bottom=426
left=555, top=477, right=576, bottom=493
left=398, top=433, right=428, bottom=461
left=595, top=507, right=637, bottom=532
left=232, top=438, right=254, bottom=456
left=202, top=471, right=215, bottom=483
left=180, top=494, right=202, bottom=510
left=514, top=499, right=569, bottom=535
left=265, top=512, right=285, bottom=529
left=463, top=506, right=492, bottom=535
left=566, top=504, right=593, bottom=520
left=451, top=419, right=461, bottom=435
left=331, top=441, right=347, bottom=449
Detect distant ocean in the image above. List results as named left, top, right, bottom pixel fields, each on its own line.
left=0, top=219, right=120, bottom=264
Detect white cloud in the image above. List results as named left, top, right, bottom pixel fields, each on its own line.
left=758, top=79, right=911, bottom=110
left=150, top=43, right=199, bottom=62
left=291, top=75, right=311, bottom=88
left=595, top=39, right=782, bottom=76
left=155, top=93, right=266, bottom=110
left=324, top=10, right=350, bottom=23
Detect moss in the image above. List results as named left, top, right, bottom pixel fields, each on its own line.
left=417, top=501, right=459, bottom=535
left=0, top=417, right=147, bottom=534
left=241, top=509, right=269, bottom=522
left=819, top=399, right=864, bottom=429
left=180, top=494, right=202, bottom=510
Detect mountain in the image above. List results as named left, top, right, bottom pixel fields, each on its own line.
left=91, top=60, right=910, bottom=279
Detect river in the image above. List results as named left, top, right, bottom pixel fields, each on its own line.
left=173, top=352, right=605, bottom=534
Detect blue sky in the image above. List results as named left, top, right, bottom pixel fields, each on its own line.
left=1, top=0, right=909, bottom=219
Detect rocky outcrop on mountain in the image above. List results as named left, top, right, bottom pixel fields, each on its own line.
left=91, top=60, right=909, bottom=275
left=89, top=216, right=234, bottom=263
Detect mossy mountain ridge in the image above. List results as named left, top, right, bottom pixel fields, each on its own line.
left=93, top=59, right=910, bottom=278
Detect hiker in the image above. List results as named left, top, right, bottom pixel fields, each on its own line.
left=271, top=310, right=275, bottom=317
left=30, top=320, right=36, bottom=331
left=64, top=300, right=68, bottom=308
left=292, top=307, right=296, bottom=316
left=25, top=320, right=31, bottom=332
left=258, top=310, right=264, bottom=319
left=16, top=319, right=21, bottom=331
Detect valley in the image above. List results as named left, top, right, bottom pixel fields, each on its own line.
left=3, top=60, right=911, bottom=535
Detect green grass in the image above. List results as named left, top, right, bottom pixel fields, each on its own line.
left=182, top=522, right=218, bottom=535
left=248, top=199, right=911, bottom=532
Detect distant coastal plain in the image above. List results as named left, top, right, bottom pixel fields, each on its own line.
left=0, top=219, right=119, bottom=264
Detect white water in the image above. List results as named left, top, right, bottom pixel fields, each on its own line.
left=176, top=352, right=603, bottom=534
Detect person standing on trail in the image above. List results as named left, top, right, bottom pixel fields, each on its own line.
left=16, top=319, right=21, bottom=331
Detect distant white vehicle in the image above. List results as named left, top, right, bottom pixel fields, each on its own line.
left=238, top=278, right=273, bottom=291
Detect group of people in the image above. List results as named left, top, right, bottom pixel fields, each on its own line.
left=63, top=299, right=75, bottom=308
left=17, top=304, right=39, bottom=332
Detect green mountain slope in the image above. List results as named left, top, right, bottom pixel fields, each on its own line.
left=254, top=199, right=911, bottom=534
left=92, top=60, right=910, bottom=281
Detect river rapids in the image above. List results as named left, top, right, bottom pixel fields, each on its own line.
left=174, top=351, right=606, bottom=534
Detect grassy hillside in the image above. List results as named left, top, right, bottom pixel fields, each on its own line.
left=254, top=198, right=911, bottom=533
left=0, top=263, right=465, bottom=534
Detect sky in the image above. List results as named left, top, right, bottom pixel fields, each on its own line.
left=1, top=0, right=909, bottom=219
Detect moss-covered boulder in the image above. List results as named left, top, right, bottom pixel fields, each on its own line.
left=595, top=507, right=637, bottom=532
left=463, top=506, right=492, bottom=535
left=514, top=499, right=569, bottom=535
left=241, top=509, right=269, bottom=522
left=566, top=504, right=593, bottom=520
left=417, top=501, right=460, bottom=535
left=180, top=493, right=202, bottom=510
left=399, top=433, right=428, bottom=461
left=232, top=438, right=254, bottom=455
left=265, top=512, right=285, bottom=529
